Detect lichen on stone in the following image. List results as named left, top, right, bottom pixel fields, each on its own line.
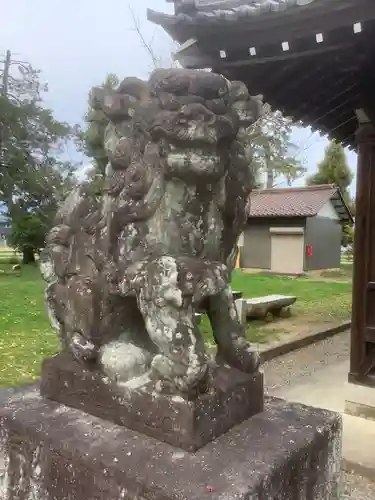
left=41, top=68, right=263, bottom=398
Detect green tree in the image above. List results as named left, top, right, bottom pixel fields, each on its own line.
left=307, top=139, right=354, bottom=247
left=240, top=106, right=306, bottom=189
left=76, top=73, right=119, bottom=193
left=307, top=139, right=353, bottom=196
left=0, top=56, right=76, bottom=262
left=7, top=161, right=75, bottom=263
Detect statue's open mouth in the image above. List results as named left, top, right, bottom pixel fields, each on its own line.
left=166, top=145, right=225, bottom=180
left=148, top=109, right=236, bottom=147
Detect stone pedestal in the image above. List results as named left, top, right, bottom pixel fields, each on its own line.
left=0, top=388, right=342, bottom=500
left=40, top=353, right=264, bottom=451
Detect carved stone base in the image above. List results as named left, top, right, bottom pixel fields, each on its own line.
left=0, top=390, right=342, bottom=500
left=40, top=352, right=264, bottom=451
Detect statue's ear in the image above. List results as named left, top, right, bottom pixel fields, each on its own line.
left=89, top=87, right=105, bottom=110
left=248, top=95, right=264, bottom=123
left=117, top=77, right=149, bottom=102
left=232, top=96, right=263, bottom=128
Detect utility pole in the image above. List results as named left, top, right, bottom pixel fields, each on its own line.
left=2, top=50, right=11, bottom=96
left=1, top=50, right=11, bottom=194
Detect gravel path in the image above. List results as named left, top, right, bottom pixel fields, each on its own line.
left=341, top=472, right=375, bottom=499
left=262, top=329, right=350, bottom=394
left=262, top=329, right=375, bottom=499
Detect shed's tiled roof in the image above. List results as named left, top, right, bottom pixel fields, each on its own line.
left=247, top=185, right=352, bottom=222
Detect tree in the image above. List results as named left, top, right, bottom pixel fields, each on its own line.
left=0, top=54, right=76, bottom=262
left=307, top=139, right=353, bottom=196
left=307, top=139, right=354, bottom=248
left=245, top=104, right=306, bottom=188
left=7, top=160, right=75, bottom=263
left=342, top=223, right=354, bottom=250
left=76, top=73, right=119, bottom=193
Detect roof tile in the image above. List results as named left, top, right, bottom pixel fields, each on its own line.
left=247, top=185, right=340, bottom=218
left=149, top=0, right=318, bottom=26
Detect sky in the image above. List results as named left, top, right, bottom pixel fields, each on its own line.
left=1, top=0, right=357, bottom=196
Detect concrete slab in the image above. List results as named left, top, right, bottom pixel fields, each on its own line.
left=266, top=356, right=375, bottom=481
left=345, top=381, right=375, bottom=421
left=342, top=414, right=375, bottom=480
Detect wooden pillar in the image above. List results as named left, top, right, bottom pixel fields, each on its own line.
left=349, top=122, right=375, bottom=385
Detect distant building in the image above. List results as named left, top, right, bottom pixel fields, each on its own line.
left=0, top=214, right=11, bottom=246
left=241, top=185, right=353, bottom=275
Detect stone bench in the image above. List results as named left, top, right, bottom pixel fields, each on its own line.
left=232, top=290, right=243, bottom=301
left=196, top=294, right=296, bottom=325
left=195, top=291, right=243, bottom=324
left=245, top=294, right=297, bottom=321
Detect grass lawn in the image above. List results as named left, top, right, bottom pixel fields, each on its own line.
left=0, top=264, right=352, bottom=388
left=201, top=270, right=352, bottom=344
left=0, top=245, right=21, bottom=264
left=0, top=264, right=59, bottom=388
left=318, top=263, right=353, bottom=281
left=232, top=270, right=351, bottom=319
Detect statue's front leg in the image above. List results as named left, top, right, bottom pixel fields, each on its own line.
left=207, top=287, right=260, bottom=372
left=64, top=276, right=98, bottom=362
left=136, top=289, right=208, bottom=397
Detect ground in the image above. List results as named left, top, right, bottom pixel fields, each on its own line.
left=1, top=252, right=374, bottom=497
left=305, top=262, right=353, bottom=282
left=0, top=257, right=352, bottom=387
left=0, top=264, right=58, bottom=388
left=202, top=268, right=352, bottom=344
left=263, top=330, right=375, bottom=499
left=341, top=472, right=375, bottom=499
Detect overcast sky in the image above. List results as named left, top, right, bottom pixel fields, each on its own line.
left=1, top=0, right=357, bottom=195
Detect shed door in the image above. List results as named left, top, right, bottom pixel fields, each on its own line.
left=270, top=227, right=305, bottom=275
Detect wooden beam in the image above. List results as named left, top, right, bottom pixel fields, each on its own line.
left=216, top=43, right=352, bottom=69
left=298, top=82, right=358, bottom=122
left=193, top=1, right=375, bottom=55
left=310, top=97, right=360, bottom=128
left=349, top=122, right=375, bottom=384
left=268, top=54, right=356, bottom=117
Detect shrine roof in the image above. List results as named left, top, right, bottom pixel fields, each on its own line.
left=148, top=1, right=318, bottom=37
left=149, top=0, right=375, bottom=148
left=247, top=184, right=353, bottom=223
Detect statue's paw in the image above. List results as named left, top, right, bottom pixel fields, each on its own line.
left=99, top=341, right=152, bottom=383
left=217, top=338, right=260, bottom=373
left=151, top=354, right=208, bottom=397
left=70, top=333, right=97, bottom=363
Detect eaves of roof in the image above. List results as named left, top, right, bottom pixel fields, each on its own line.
left=148, top=0, right=319, bottom=41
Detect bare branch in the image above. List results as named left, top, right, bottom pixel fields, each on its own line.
left=128, top=5, right=161, bottom=69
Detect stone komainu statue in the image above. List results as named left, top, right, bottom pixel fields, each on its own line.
left=40, top=69, right=263, bottom=397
